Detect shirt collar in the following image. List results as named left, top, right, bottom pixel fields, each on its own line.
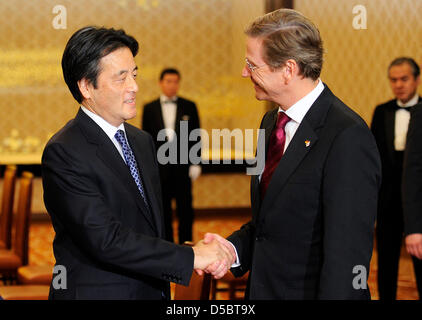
left=397, top=92, right=419, bottom=108
left=160, top=94, right=177, bottom=104
left=81, top=106, right=125, bottom=141
left=278, top=79, right=325, bottom=124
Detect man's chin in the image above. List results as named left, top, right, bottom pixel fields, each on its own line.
left=123, top=110, right=137, bottom=121
left=254, top=89, right=268, bottom=101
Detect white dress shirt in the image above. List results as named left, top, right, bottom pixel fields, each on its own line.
left=257, top=80, right=324, bottom=182
left=395, top=92, right=419, bottom=151
left=81, top=106, right=127, bottom=163
left=231, top=79, right=325, bottom=268
left=159, top=94, right=202, bottom=180
left=160, top=94, right=177, bottom=142
left=279, top=79, right=325, bottom=152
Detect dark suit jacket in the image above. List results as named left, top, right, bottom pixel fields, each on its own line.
left=228, top=85, right=381, bottom=300
left=142, top=97, right=201, bottom=178
left=402, top=103, right=422, bottom=235
left=42, top=108, right=194, bottom=300
left=371, top=97, right=422, bottom=212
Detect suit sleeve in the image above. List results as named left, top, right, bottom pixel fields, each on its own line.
left=42, top=139, right=194, bottom=286
left=318, top=123, right=381, bottom=299
left=370, top=105, right=385, bottom=159
left=227, top=221, right=255, bottom=277
left=142, top=104, right=152, bottom=133
left=402, top=104, right=422, bottom=235
left=190, top=102, right=200, bottom=131
left=370, top=106, right=380, bottom=135
left=188, top=101, right=201, bottom=163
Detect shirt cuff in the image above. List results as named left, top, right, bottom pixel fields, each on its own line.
left=228, top=241, right=241, bottom=268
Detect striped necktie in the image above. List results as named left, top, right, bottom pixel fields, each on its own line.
left=114, top=129, right=150, bottom=210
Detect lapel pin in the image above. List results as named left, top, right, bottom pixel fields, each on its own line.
left=305, top=140, right=310, bottom=147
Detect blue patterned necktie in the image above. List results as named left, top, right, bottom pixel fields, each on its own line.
left=114, top=129, right=150, bottom=210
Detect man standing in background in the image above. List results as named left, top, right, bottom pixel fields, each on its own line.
left=402, top=103, right=422, bottom=300
left=371, top=57, right=422, bottom=300
left=142, top=69, right=201, bottom=244
left=402, top=102, right=422, bottom=300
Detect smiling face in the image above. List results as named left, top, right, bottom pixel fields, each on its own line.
left=241, top=37, right=286, bottom=103
left=79, top=47, right=138, bottom=127
left=389, top=63, right=420, bottom=104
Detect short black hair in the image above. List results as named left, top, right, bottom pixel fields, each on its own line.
left=388, top=57, right=420, bottom=79
left=62, top=26, right=139, bottom=103
left=159, top=68, right=180, bottom=81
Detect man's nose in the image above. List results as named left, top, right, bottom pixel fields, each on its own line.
left=128, top=76, right=138, bottom=92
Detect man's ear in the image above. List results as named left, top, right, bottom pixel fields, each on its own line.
left=282, top=59, right=297, bottom=84
left=77, top=78, right=92, bottom=100
left=285, top=59, right=298, bottom=77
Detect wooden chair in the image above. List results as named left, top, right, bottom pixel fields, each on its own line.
left=0, top=165, right=17, bottom=250
left=17, top=264, right=53, bottom=285
left=0, top=172, right=33, bottom=284
left=0, top=285, right=49, bottom=300
left=173, top=241, right=212, bottom=300
left=211, top=271, right=249, bottom=300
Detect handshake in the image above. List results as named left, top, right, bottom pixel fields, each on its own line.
left=192, top=233, right=236, bottom=279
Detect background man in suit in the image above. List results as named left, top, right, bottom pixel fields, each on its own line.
left=200, top=9, right=381, bottom=299
left=42, top=26, right=232, bottom=300
left=402, top=103, right=422, bottom=299
left=142, top=69, right=201, bottom=244
left=371, top=57, right=422, bottom=300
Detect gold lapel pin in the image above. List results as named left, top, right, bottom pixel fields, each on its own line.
left=305, top=140, right=310, bottom=147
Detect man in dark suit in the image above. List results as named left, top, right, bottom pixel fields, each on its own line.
left=42, top=26, right=232, bottom=300
left=142, top=69, right=201, bottom=244
left=402, top=103, right=422, bottom=299
left=200, top=9, right=381, bottom=299
left=371, top=57, right=422, bottom=300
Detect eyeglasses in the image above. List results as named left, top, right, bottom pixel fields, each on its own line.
left=245, top=58, right=267, bottom=72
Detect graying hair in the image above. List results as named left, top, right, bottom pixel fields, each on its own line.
left=245, top=9, right=323, bottom=80
left=388, top=57, right=420, bottom=79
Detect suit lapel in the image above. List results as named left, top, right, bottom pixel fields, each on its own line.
left=251, top=109, right=277, bottom=217
left=384, top=103, right=397, bottom=164
left=155, top=100, right=166, bottom=132
left=75, top=110, right=157, bottom=233
left=260, top=120, right=318, bottom=214
left=259, top=86, right=333, bottom=216
left=125, top=125, right=164, bottom=238
left=264, top=110, right=278, bottom=155
left=174, top=98, right=184, bottom=134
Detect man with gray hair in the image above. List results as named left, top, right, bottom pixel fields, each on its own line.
left=371, top=57, right=422, bottom=300
left=201, top=9, right=381, bottom=299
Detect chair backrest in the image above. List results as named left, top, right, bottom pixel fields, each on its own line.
left=173, top=241, right=212, bottom=300
left=13, top=171, right=33, bottom=266
left=0, top=165, right=17, bottom=249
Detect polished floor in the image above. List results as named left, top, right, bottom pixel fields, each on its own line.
left=25, top=210, right=420, bottom=300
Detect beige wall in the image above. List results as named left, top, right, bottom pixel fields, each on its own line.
left=295, top=0, right=422, bottom=124
left=0, top=0, right=265, bottom=163
left=2, top=0, right=421, bottom=164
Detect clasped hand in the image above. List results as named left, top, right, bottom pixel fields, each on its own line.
left=192, top=233, right=236, bottom=279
